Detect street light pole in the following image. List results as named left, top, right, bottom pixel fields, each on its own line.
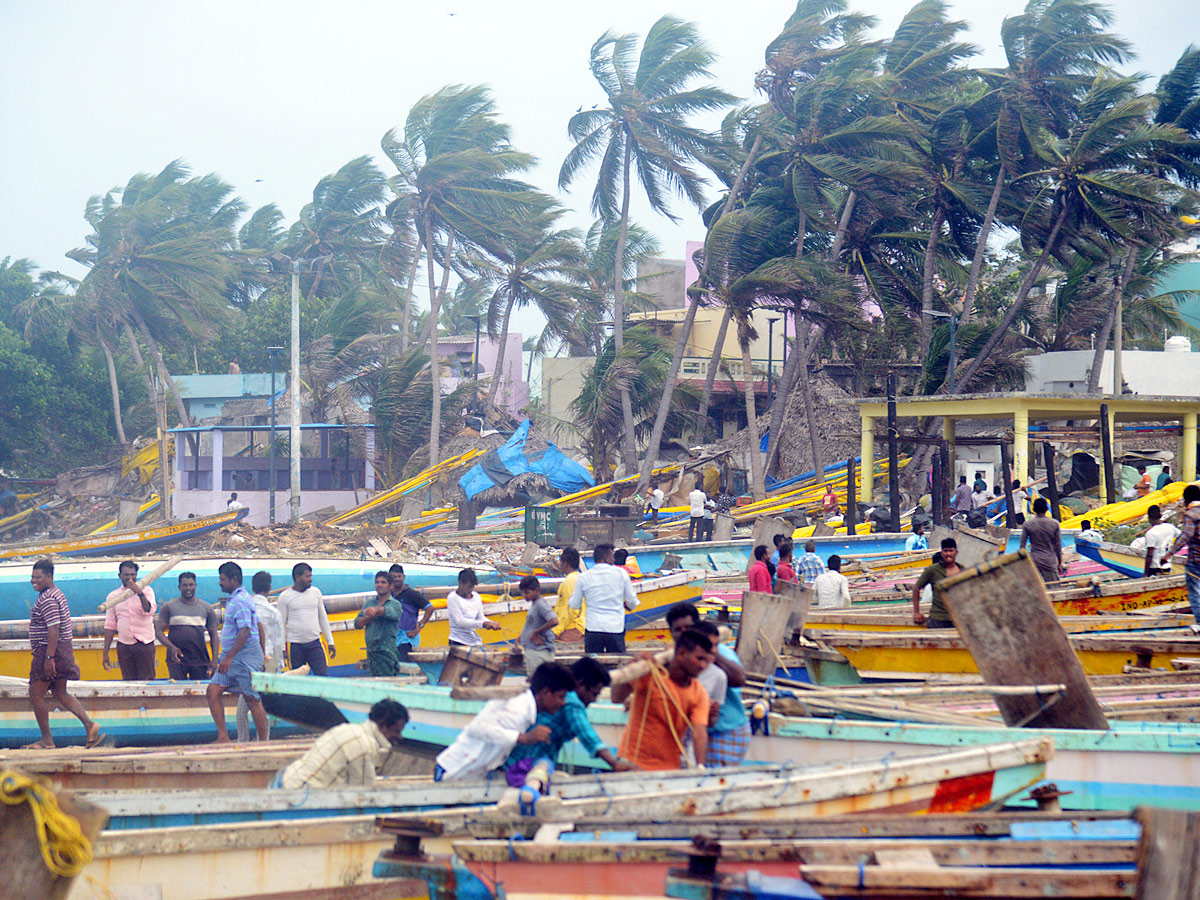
left=471, top=315, right=481, bottom=412
left=289, top=261, right=301, bottom=524
left=767, top=317, right=780, bottom=409
left=267, top=346, right=282, bottom=525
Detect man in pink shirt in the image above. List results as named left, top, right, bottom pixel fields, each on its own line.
left=103, top=560, right=158, bottom=680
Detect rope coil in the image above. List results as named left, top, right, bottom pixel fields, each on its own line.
left=0, top=770, right=93, bottom=877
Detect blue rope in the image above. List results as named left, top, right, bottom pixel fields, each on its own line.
left=858, top=862, right=865, bottom=889
left=507, top=833, right=525, bottom=861
left=287, top=783, right=310, bottom=809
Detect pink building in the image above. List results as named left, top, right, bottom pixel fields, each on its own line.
left=437, top=332, right=530, bottom=418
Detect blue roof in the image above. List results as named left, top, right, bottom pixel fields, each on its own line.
left=173, top=374, right=277, bottom=400
left=168, top=423, right=374, bottom=433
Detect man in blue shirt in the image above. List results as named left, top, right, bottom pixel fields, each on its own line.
left=905, top=523, right=928, bottom=552
left=390, top=564, right=433, bottom=661
left=505, top=657, right=634, bottom=778
left=207, top=561, right=268, bottom=742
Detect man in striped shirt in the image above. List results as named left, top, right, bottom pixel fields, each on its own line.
left=26, top=558, right=102, bottom=749
left=276, top=699, right=409, bottom=789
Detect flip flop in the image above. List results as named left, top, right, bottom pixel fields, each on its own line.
left=84, top=730, right=107, bottom=749
left=20, top=741, right=54, bottom=750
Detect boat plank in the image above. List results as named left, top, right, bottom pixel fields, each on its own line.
left=1134, top=806, right=1200, bottom=900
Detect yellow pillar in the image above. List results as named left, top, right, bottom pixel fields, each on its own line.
left=1183, top=412, right=1198, bottom=483
left=1013, top=409, right=1029, bottom=489
left=860, top=415, right=875, bottom=503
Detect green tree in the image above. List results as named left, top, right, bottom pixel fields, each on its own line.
left=560, top=15, right=734, bottom=473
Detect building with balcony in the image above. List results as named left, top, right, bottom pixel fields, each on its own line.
left=437, top=333, right=529, bottom=418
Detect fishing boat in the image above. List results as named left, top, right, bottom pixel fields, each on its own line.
left=0, top=507, right=248, bottom=565
left=1076, top=539, right=1185, bottom=579
left=811, top=628, right=1200, bottom=677
left=376, top=814, right=1139, bottom=900
left=0, top=569, right=701, bottom=680
left=806, top=609, right=1193, bottom=634
left=0, top=674, right=308, bottom=748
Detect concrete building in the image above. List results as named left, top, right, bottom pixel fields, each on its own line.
left=1025, top=345, right=1200, bottom=397
left=173, top=374, right=277, bottom=422
left=635, top=257, right=686, bottom=311
left=169, top=423, right=376, bottom=526
left=437, top=333, right=529, bottom=418
left=541, top=356, right=594, bottom=452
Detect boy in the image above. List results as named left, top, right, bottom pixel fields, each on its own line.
left=517, top=575, right=557, bottom=674
left=435, top=662, right=574, bottom=781
left=356, top=571, right=402, bottom=676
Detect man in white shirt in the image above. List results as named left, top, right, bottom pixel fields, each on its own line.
left=446, top=567, right=501, bottom=646
left=569, top=543, right=639, bottom=654
left=1076, top=519, right=1104, bottom=545
left=435, top=663, right=574, bottom=781
left=812, top=554, right=852, bottom=609
left=905, top=523, right=928, bottom=552
left=970, top=484, right=989, bottom=509
left=276, top=699, right=408, bottom=789
left=226, top=492, right=246, bottom=510
left=687, top=481, right=707, bottom=543
left=277, top=563, right=335, bottom=675
left=1144, top=505, right=1181, bottom=576
left=649, top=484, right=665, bottom=522
left=238, top=570, right=286, bottom=742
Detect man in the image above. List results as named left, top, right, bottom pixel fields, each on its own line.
left=666, top=605, right=748, bottom=762
left=155, top=571, right=219, bottom=680
left=1164, top=484, right=1200, bottom=631
left=435, top=662, right=574, bottom=781
left=277, top=699, right=408, bottom=789
left=1135, top=465, right=1153, bottom=498
left=1157, top=465, right=1174, bottom=492
left=207, top=561, right=269, bottom=743
left=973, top=472, right=987, bottom=493
left=970, top=483, right=989, bottom=509
left=822, top=484, right=839, bottom=517
left=504, top=657, right=635, bottom=779
left=1077, top=520, right=1104, bottom=544
left=226, top=492, right=245, bottom=510
left=813, top=555, right=851, bottom=609
left=797, top=540, right=825, bottom=585
left=355, top=571, right=402, bottom=676
left=518, top=575, right=557, bottom=674
left=102, top=560, right=157, bottom=680
left=770, top=533, right=786, bottom=567
left=569, top=543, right=638, bottom=654
left=666, top=605, right=726, bottom=725
left=447, top=568, right=501, bottom=646
left=0, top=481, right=17, bottom=517
left=390, top=564, right=434, bottom=662
left=648, top=483, right=665, bottom=522
left=1012, top=480, right=1029, bottom=513
left=613, top=629, right=713, bottom=770
left=1143, top=505, right=1181, bottom=577
left=278, top=562, right=335, bottom=675
left=238, top=571, right=284, bottom=743
left=687, top=480, right=707, bottom=543
left=951, top=475, right=972, bottom=513
left=553, top=548, right=585, bottom=642
left=912, top=538, right=962, bottom=628
left=1021, top=497, right=1064, bottom=583
left=905, top=523, right=928, bottom=552
left=702, top=495, right=717, bottom=541
left=25, top=559, right=102, bottom=749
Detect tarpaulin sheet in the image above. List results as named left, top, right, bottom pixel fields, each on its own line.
left=459, top=420, right=594, bottom=501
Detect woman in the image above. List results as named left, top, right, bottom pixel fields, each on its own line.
left=748, top=545, right=773, bottom=593
left=446, top=568, right=502, bottom=646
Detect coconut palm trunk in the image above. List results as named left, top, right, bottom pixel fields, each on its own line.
left=918, top=207, right=947, bottom=364
left=958, top=167, right=1005, bottom=328
left=698, top=306, right=733, bottom=439
left=763, top=208, right=808, bottom=473
left=425, top=213, right=451, bottom=466
left=613, top=140, right=639, bottom=473
left=739, top=333, right=766, bottom=500
left=98, top=334, right=127, bottom=444
left=637, top=134, right=765, bottom=490
left=399, top=233, right=423, bottom=353
left=1087, top=246, right=1139, bottom=393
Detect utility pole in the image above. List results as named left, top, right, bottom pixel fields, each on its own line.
left=887, top=372, right=900, bottom=534
left=268, top=346, right=282, bottom=524
left=290, top=261, right=302, bottom=524
left=766, top=317, right=779, bottom=410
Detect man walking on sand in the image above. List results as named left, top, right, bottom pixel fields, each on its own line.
left=25, top=559, right=103, bottom=749
left=207, top=561, right=269, bottom=742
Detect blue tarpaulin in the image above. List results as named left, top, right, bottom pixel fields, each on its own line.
left=459, top=420, right=594, bottom=501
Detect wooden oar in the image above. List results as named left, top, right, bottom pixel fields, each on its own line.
left=97, top=556, right=183, bottom=612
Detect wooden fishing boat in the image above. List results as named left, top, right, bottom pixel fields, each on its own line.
left=0, top=507, right=248, bottom=563
left=810, top=628, right=1200, bottom=677
left=377, top=815, right=1140, bottom=900
left=0, top=675, right=309, bottom=748
left=1076, top=539, right=1185, bottom=578
left=806, top=608, right=1193, bottom=634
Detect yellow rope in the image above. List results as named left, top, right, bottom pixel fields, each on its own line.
left=0, top=770, right=93, bottom=877
left=625, top=663, right=691, bottom=766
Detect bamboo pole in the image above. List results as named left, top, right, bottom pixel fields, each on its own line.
left=97, top=556, right=183, bottom=612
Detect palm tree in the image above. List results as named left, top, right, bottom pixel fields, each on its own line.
left=383, top=84, right=538, bottom=465
left=566, top=219, right=660, bottom=357
left=67, top=160, right=245, bottom=427
left=957, top=75, right=1195, bottom=392
left=560, top=15, right=734, bottom=473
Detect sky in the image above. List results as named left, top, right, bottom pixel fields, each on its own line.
left=0, top=0, right=1194, bottom=346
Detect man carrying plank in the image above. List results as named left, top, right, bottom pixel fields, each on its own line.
left=102, top=560, right=157, bottom=680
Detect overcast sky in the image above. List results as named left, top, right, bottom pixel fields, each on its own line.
left=1, top=0, right=1193, bottom=342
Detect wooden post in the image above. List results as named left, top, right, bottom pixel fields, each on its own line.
left=845, top=457, right=857, bottom=536
left=0, top=786, right=108, bottom=900
left=1135, top=807, right=1200, bottom=900
left=938, top=441, right=951, bottom=526
left=930, top=447, right=943, bottom=526
left=1000, top=442, right=1016, bottom=528
left=736, top=591, right=803, bottom=677
left=940, top=550, right=1108, bottom=730
left=886, top=373, right=900, bottom=534
left=1100, top=403, right=1116, bottom=506
left=1042, top=442, right=1061, bottom=522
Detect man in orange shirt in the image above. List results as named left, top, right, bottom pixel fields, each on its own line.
left=612, top=630, right=714, bottom=769
left=1135, top=465, right=1152, bottom=498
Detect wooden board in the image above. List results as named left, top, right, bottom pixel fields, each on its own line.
left=737, top=591, right=802, bottom=677
left=1135, top=806, right=1200, bottom=900
left=750, top=515, right=792, bottom=548
left=931, top=524, right=1003, bottom=568
left=940, top=550, right=1108, bottom=730
left=0, top=781, right=108, bottom=900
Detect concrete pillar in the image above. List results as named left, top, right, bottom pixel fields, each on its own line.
left=174, top=435, right=184, bottom=493
left=364, top=430, right=377, bottom=491
left=860, top=415, right=875, bottom=503
left=211, top=430, right=224, bottom=508
left=943, top=418, right=956, bottom=481
left=1183, top=412, right=1198, bottom=483
left=1012, top=409, right=1029, bottom=489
